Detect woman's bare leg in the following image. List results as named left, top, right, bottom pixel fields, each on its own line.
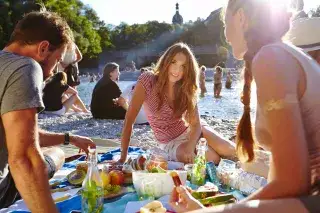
left=62, top=94, right=77, bottom=112
left=202, top=125, right=236, bottom=160
left=73, top=95, right=90, bottom=113
left=71, top=104, right=83, bottom=112
left=190, top=198, right=308, bottom=213
left=206, top=146, right=221, bottom=164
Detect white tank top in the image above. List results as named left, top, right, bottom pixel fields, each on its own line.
left=255, top=42, right=320, bottom=190
left=57, top=43, right=76, bottom=72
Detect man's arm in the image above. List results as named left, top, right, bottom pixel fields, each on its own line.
left=3, top=109, right=58, bottom=213
left=38, top=129, right=95, bottom=154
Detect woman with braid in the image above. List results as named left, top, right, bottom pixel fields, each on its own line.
left=169, top=0, right=320, bottom=212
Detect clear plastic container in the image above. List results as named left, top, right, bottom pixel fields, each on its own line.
left=216, top=159, right=236, bottom=191
left=145, top=148, right=168, bottom=172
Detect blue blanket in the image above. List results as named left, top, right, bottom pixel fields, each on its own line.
left=9, top=147, right=245, bottom=213
left=50, top=147, right=144, bottom=189
left=11, top=147, right=145, bottom=213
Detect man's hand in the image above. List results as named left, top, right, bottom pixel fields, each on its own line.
left=70, top=135, right=95, bottom=154
left=170, top=186, right=204, bottom=213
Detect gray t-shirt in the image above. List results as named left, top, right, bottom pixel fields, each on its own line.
left=0, top=51, right=44, bottom=194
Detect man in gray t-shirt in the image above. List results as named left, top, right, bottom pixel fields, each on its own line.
left=0, top=52, right=46, bottom=207
left=0, top=11, right=95, bottom=212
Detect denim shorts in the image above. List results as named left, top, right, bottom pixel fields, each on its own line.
left=299, top=195, right=320, bottom=213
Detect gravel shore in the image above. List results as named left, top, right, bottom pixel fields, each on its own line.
left=38, top=113, right=238, bottom=150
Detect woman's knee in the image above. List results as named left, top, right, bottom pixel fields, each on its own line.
left=207, top=147, right=220, bottom=164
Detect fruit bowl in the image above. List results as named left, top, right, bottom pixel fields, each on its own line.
left=132, top=170, right=187, bottom=198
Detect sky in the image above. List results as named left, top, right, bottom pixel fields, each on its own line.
left=80, top=0, right=319, bottom=26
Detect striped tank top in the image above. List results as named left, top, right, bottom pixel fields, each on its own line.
left=138, top=72, right=188, bottom=144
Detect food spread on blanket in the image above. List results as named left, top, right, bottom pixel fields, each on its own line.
left=49, top=146, right=267, bottom=213
left=169, top=172, right=236, bottom=207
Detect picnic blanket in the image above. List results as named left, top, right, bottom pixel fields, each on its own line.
left=2, top=146, right=247, bottom=213
left=2, top=147, right=145, bottom=213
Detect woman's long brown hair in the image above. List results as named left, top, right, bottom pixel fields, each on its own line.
left=227, top=0, right=291, bottom=162
left=153, top=42, right=199, bottom=124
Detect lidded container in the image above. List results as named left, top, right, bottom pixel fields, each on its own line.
left=145, top=147, right=168, bottom=171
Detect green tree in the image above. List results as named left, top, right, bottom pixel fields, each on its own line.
left=310, top=5, right=320, bottom=17
left=0, top=0, right=112, bottom=64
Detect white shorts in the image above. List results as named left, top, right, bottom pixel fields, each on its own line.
left=157, top=120, right=209, bottom=161
left=44, top=106, right=66, bottom=116
left=158, top=127, right=190, bottom=161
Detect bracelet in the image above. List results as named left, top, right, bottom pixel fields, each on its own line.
left=64, top=133, right=70, bottom=145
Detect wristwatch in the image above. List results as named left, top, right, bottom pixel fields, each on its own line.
left=64, top=132, right=70, bottom=145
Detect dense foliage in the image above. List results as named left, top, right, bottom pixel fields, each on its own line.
left=1, top=0, right=318, bottom=68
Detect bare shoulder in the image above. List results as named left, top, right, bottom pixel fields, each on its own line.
left=252, top=44, right=302, bottom=83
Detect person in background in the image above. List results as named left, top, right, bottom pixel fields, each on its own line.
left=225, top=71, right=232, bottom=89
left=170, top=0, right=320, bottom=212
left=199, top=65, right=207, bottom=97
left=89, top=73, right=96, bottom=83
left=42, top=71, right=90, bottom=115
left=57, top=42, right=82, bottom=87
left=119, top=43, right=235, bottom=165
left=90, top=62, right=126, bottom=119
left=0, top=11, right=95, bottom=212
left=115, top=68, right=148, bottom=125
left=286, top=17, right=320, bottom=65
left=214, top=66, right=223, bottom=98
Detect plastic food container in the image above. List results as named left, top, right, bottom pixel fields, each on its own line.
left=132, top=170, right=187, bottom=198
left=145, top=148, right=169, bottom=171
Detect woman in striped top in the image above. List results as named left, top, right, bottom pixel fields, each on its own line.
left=119, top=43, right=235, bottom=164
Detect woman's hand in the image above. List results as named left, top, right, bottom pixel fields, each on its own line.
left=169, top=186, right=204, bottom=213
left=114, top=97, right=129, bottom=110
left=177, top=143, right=196, bottom=163
left=116, top=156, right=127, bottom=164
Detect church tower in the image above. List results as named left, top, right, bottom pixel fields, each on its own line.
left=172, top=3, right=183, bottom=25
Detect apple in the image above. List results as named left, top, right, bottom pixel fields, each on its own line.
left=109, top=170, right=125, bottom=185
left=136, top=155, right=147, bottom=170
left=100, top=170, right=110, bottom=187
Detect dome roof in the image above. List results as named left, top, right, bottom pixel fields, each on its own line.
left=172, top=3, right=183, bottom=25
left=173, top=12, right=183, bottom=25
